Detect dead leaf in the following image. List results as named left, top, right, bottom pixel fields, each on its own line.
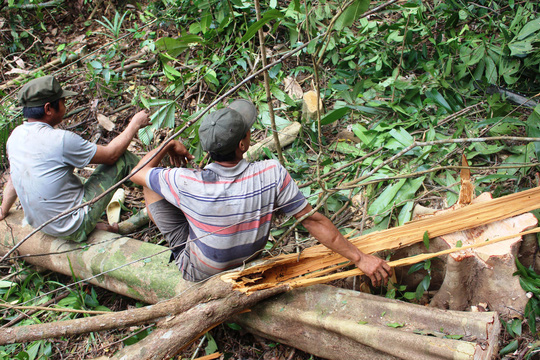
left=90, top=99, right=99, bottom=113
left=14, top=57, right=25, bottom=69
left=97, top=114, right=115, bottom=132
left=283, top=77, right=303, bottom=100
left=51, top=28, right=58, bottom=36
left=73, top=35, right=86, bottom=44
left=5, top=68, right=31, bottom=75
left=43, top=37, right=54, bottom=45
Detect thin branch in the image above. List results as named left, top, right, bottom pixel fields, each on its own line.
left=254, top=0, right=285, bottom=165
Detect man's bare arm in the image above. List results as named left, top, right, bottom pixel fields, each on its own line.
left=91, top=110, right=151, bottom=165
left=130, top=140, right=193, bottom=187
left=0, top=176, right=17, bottom=220
left=294, top=204, right=392, bottom=287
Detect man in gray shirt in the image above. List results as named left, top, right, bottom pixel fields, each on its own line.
left=0, top=75, right=151, bottom=242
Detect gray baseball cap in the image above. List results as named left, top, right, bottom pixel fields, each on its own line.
left=18, top=76, right=78, bottom=107
left=199, top=99, right=257, bottom=155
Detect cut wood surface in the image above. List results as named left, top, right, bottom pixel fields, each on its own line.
left=223, top=186, right=540, bottom=292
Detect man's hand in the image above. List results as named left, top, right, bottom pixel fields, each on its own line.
left=167, top=141, right=194, bottom=167
left=131, top=110, right=152, bottom=129
left=355, top=253, right=393, bottom=287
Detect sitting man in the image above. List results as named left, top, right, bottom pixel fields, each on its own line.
left=0, top=75, right=151, bottom=242
left=130, top=99, right=392, bottom=286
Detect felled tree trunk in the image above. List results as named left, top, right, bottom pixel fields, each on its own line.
left=427, top=192, right=537, bottom=315
left=0, top=210, right=504, bottom=360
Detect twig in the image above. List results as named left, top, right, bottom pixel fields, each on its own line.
left=2, top=291, right=70, bottom=328
left=0, top=302, right=109, bottom=315
left=8, top=0, right=63, bottom=9
left=254, top=0, right=285, bottom=165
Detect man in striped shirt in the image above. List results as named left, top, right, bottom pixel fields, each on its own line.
left=131, top=99, right=392, bottom=285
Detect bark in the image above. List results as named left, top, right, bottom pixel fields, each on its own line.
left=0, top=274, right=287, bottom=360
left=235, top=285, right=500, bottom=360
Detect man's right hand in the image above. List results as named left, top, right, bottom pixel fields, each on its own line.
left=167, top=141, right=194, bottom=167
left=355, top=253, right=393, bottom=287
left=131, top=110, right=151, bottom=129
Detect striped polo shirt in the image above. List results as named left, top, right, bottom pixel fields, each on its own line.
left=146, top=159, right=308, bottom=281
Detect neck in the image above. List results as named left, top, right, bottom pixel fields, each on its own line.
left=215, top=159, right=243, bottom=168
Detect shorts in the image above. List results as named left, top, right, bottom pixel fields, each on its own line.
left=147, top=199, right=189, bottom=263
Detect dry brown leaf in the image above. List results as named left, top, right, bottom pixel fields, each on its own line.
left=283, top=77, right=303, bottom=100
left=97, top=114, right=115, bottom=132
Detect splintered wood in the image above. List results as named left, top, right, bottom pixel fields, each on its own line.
left=222, top=186, right=540, bottom=293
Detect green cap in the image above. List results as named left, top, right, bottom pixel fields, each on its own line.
left=199, top=99, right=257, bottom=155
left=18, top=76, right=78, bottom=107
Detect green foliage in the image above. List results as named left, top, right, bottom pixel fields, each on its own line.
left=95, top=11, right=130, bottom=40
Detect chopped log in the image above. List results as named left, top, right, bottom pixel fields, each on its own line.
left=244, top=122, right=301, bottom=161
left=235, top=285, right=500, bottom=360
left=302, top=90, right=323, bottom=121
left=393, top=160, right=538, bottom=315
left=427, top=193, right=537, bottom=315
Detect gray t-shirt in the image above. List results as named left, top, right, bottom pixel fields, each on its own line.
left=7, top=122, right=97, bottom=236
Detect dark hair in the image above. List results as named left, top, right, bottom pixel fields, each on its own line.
left=22, top=99, right=61, bottom=119
left=209, top=150, right=237, bottom=162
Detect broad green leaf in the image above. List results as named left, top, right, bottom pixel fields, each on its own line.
left=485, top=56, right=497, bottom=83
left=499, top=339, right=518, bottom=356
left=335, top=0, right=370, bottom=30
left=398, top=201, right=414, bottom=226
left=407, top=262, right=425, bottom=275
left=241, top=10, right=284, bottom=42
left=0, top=280, right=15, bottom=288
left=386, top=322, right=404, bottom=328
left=510, top=318, right=522, bottom=336
left=227, top=322, right=242, bottom=330
left=425, top=89, right=453, bottom=112
left=270, top=86, right=295, bottom=106
left=368, top=178, right=407, bottom=217
left=527, top=105, right=540, bottom=159
left=321, top=107, right=350, bottom=125
left=155, top=35, right=203, bottom=58
left=333, top=141, right=364, bottom=157
left=351, top=123, right=377, bottom=147
left=515, top=16, right=540, bottom=41
left=445, top=171, right=459, bottom=206
left=389, top=128, right=414, bottom=148
left=509, top=39, right=535, bottom=57
left=205, top=332, right=218, bottom=355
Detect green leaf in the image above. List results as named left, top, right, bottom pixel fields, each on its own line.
left=226, top=323, right=242, bottom=330
left=241, top=9, right=284, bottom=42
left=397, top=201, right=414, bottom=226
left=368, top=178, right=407, bottom=218
left=386, top=322, right=404, bottom=328
left=515, top=16, right=540, bottom=41
left=499, top=339, right=518, bottom=356
left=0, top=280, right=15, bottom=288
left=155, top=35, right=203, bottom=58
left=456, top=240, right=463, bottom=248
left=205, top=332, right=218, bottom=355
left=320, top=107, right=350, bottom=125
left=423, top=231, right=430, bottom=250
left=407, top=262, right=425, bottom=275
left=335, top=0, right=370, bottom=30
